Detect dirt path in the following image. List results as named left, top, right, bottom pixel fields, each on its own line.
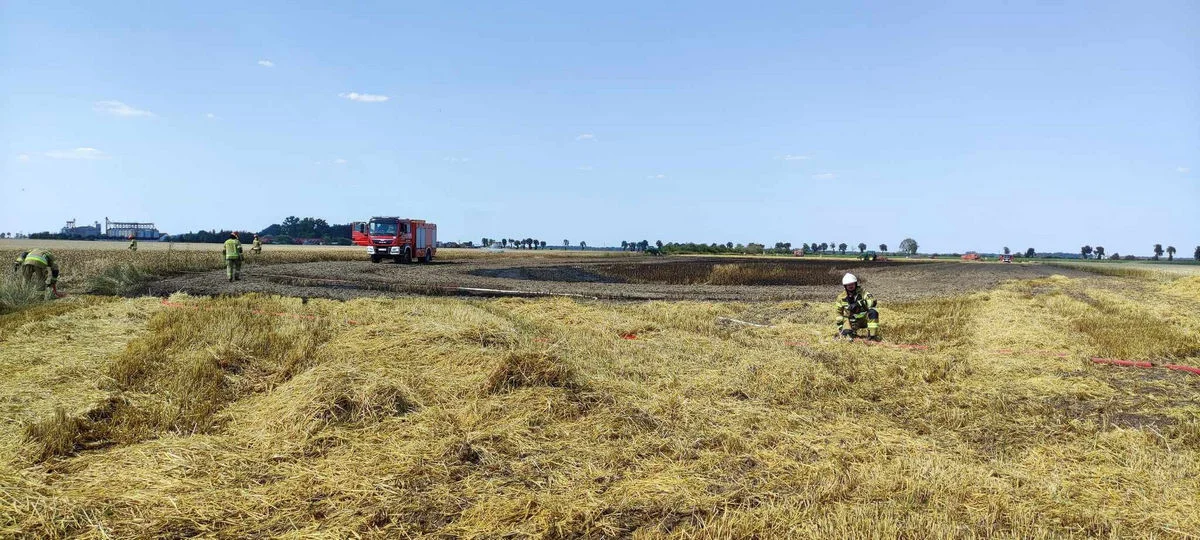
left=144, top=256, right=1093, bottom=303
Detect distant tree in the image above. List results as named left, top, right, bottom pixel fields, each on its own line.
left=540, top=240, right=547, bottom=249
left=1153, top=244, right=1163, bottom=260
left=656, top=240, right=663, bottom=249
left=899, top=238, right=918, bottom=255
left=1110, top=252, right=1120, bottom=260
left=580, top=241, right=587, bottom=249
left=563, top=239, right=569, bottom=248
left=1094, top=246, right=1105, bottom=260
left=838, top=243, right=847, bottom=254
left=858, top=243, right=867, bottom=253
left=1003, top=247, right=1010, bottom=255
left=1167, top=246, right=1176, bottom=261
left=1081, top=245, right=1093, bottom=259
left=1025, top=248, right=1036, bottom=258
left=801, top=243, right=810, bottom=253
left=879, top=244, right=887, bottom=253
left=1195, top=245, right=1200, bottom=261
left=725, top=241, right=734, bottom=249
left=620, top=241, right=628, bottom=251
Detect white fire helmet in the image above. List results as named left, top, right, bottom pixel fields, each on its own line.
left=842, top=273, right=858, bottom=286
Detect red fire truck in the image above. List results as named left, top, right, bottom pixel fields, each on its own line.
left=365, top=217, right=437, bottom=263
left=350, top=222, right=369, bottom=246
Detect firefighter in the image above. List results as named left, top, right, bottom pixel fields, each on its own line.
left=251, top=234, right=262, bottom=254
left=16, top=248, right=61, bottom=300
left=223, top=232, right=244, bottom=282
left=835, top=273, right=879, bottom=341
left=128, top=234, right=138, bottom=252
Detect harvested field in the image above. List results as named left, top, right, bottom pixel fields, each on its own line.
left=2, top=267, right=1199, bottom=537
left=144, top=255, right=1094, bottom=302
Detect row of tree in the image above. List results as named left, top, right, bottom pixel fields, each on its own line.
left=1080, top=244, right=1184, bottom=261
left=480, top=238, right=552, bottom=249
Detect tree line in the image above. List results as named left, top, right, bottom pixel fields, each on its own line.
left=1079, top=244, right=1185, bottom=261
left=480, top=238, right=552, bottom=249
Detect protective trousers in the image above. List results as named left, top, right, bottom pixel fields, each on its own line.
left=836, top=309, right=879, bottom=338
left=226, top=258, right=242, bottom=281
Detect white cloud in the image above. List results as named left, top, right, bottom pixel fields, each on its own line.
left=333, top=158, right=347, bottom=164
left=45, top=147, right=108, bottom=160
left=1177, top=167, right=1191, bottom=173
left=205, top=113, right=216, bottom=119
left=339, top=92, right=389, bottom=103
left=576, top=133, right=596, bottom=141
left=812, top=172, right=836, bottom=180
left=444, top=157, right=471, bottom=163
left=647, top=174, right=666, bottom=179
left=577, top=165, right=594, bottom=171
left=258, top=59, right=275, bottom=67
left=17, top=154, right=30, bottom=162
left=94, top=100, right=154, bottom=117
left=781, top=154, right=810, bottom=161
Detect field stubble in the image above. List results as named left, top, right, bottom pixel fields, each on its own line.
left=1, top=260, right=1198, bottom=536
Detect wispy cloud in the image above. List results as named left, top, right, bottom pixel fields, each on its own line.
left=339, top=92, right=389, bottom=103
left=333, top=158, right=347, bottom=164
left=812, top=172, right=836, bottom=180
left=94, top=100, right=154, bottom=117
left=577, top=165, right=594, bottom=171
left=205, top=112, right=216, bottom=119
left=576, top=133, right=596, bottom=141
left=444, top=157, right=471, bottom=163
left=257, top=59, right=275, bottom=67
left=780, top=154, right=810, bottom=161
left=647, top=174, right=666, bottom=179
left=1177, top=166, right=1191, bottom=173
left=17, top=154, right=30, bottom=162
left=45, top=147, right=108, bottom=160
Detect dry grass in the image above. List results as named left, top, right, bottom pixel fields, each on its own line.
left=0, top=276, right=45, bottom=316
left=1, top=272, right=1198, bottom=537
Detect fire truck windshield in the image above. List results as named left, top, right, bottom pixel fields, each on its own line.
left=369, top=222, right=397, bottom=235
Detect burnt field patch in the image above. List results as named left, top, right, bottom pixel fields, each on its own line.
left=143, top=255, right=1088, bottom=303
left=595, top=258, right=899, bottom=286
left=475, top=258, right=906, bottom=287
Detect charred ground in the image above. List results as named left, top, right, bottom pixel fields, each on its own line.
left=145, top=255, right=1092, bottom=302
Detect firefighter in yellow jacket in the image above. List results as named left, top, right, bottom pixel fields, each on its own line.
left=128, top=234, right=138, bottom=251
left=14, top=249, right=61, bottom=299
left=223, top=232, right=244, bottom=282
left=250, top=234, right=262, bottom=254
left=835, top=273, right=880, bottom=341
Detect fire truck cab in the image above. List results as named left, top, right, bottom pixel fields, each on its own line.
left=366, top=217, right=437, bottom=264
left=350, top=222, right=369, bottom=246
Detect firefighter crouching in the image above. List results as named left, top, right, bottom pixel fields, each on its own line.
left=836, top=273, right=880, bottom=341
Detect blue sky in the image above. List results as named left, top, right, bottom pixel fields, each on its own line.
left=2, top=1, right=1196, bottom=255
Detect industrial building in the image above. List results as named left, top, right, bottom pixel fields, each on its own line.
left=104, top=217, right=162, bottom=239
left=60, top=219, right=103, bottom=238
left=58, top=218, right=163, bottom=239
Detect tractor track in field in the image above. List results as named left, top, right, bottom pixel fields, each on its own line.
left=142, top=255, right=1094, bottom=303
